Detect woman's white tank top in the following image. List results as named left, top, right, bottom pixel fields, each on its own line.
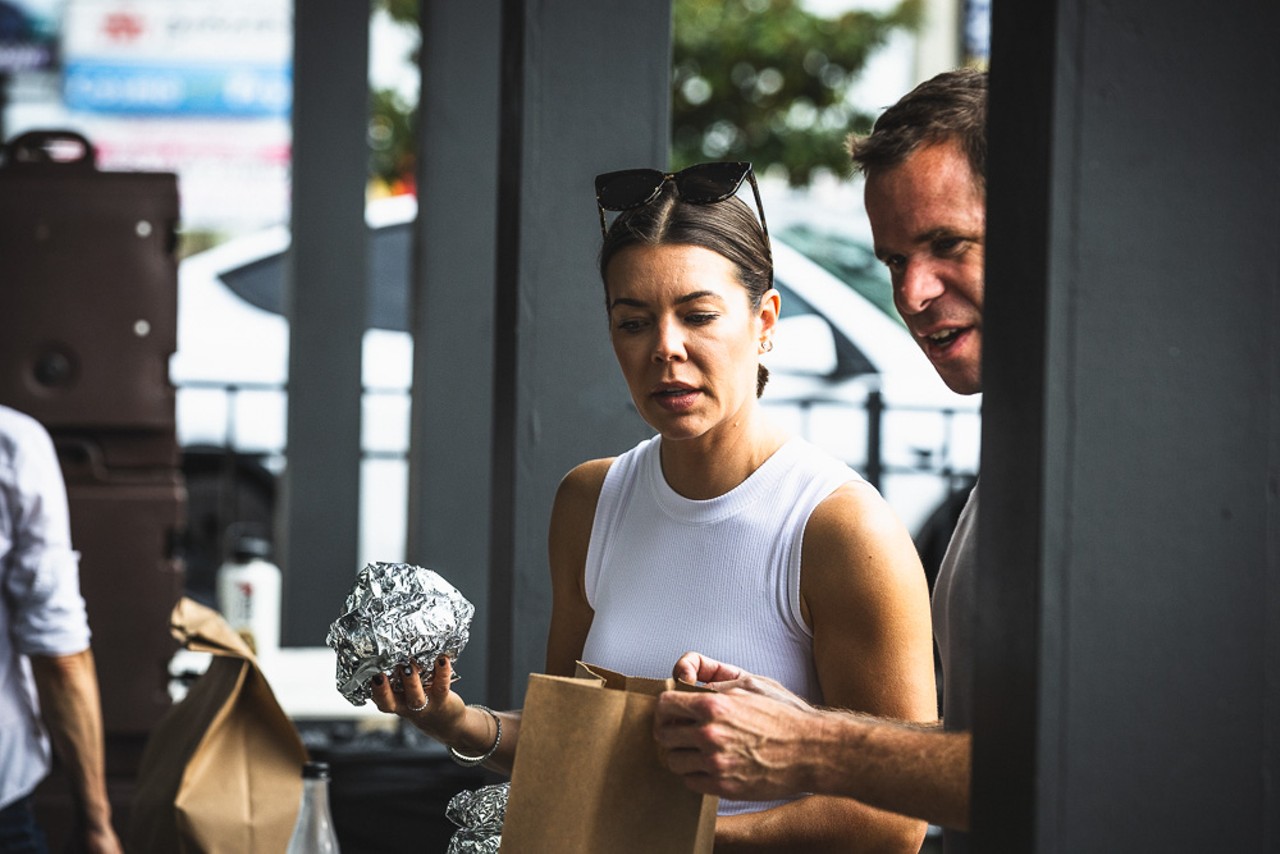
left=580, top=434, right=860, bottom=816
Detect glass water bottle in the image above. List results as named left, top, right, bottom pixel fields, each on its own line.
left=286, top=761, right=340, bottom=853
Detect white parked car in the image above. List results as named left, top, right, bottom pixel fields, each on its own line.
left=171, top=196, right=979, bottom=600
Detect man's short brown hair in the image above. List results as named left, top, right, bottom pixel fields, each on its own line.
left=848, top=67, right=988, bottom=191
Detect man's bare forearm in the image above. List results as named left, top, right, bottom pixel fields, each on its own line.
left=30, top=649, right=122, bottom=851
left=657, top=687, right=971, bottom=834
left=809, top=712, right=971, bottom=832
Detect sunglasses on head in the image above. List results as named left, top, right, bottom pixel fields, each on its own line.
left=594, top=161, right=770, bottom=244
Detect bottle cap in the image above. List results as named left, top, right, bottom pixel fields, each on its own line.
left=230, top=535, right=273, bottom=563
left=301, top=761, right=331, bottom=780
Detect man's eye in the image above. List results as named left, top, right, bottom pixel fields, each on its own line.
left=934, top=237, right=964, bottom=256
left=882, top=255, right=905, bottom=271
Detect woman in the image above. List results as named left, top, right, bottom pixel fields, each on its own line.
left=372, top=162, right=936, bottom=852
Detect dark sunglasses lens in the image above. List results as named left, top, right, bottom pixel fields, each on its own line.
left=596, top=169, right=665, bottom=211
left=675, top=161, right=750, bottom=203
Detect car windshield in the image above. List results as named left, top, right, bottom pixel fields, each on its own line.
left=215, top=219, right=904, bottom=335
left=775, top=224, right=904, bottom=328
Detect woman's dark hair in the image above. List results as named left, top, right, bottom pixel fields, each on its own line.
left=598, top=185, right=775, bottom=396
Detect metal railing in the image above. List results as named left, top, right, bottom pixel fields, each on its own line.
left=178, top=380, right=979, bottom=481
left=176, top=378, right=409, bottom=461
left=767, top=389, right=979, bottom=489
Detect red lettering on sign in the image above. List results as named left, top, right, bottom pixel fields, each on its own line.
left=102, top=13, right=145, bottom=42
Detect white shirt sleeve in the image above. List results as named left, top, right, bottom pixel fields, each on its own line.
left=1, top=409, right=92, bottom=658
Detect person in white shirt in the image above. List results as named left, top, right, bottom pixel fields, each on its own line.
left=0, top=405, right=122, bottom=854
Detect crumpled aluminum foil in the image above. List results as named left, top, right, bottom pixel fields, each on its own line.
left=445, top=782, right=508, bottom=854
left=325, top=562, right=474, bottom=705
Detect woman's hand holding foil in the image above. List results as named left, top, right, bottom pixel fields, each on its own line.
left=371, top=655, right=509, bottom=763
left=369, top=656, right=471, bottom=743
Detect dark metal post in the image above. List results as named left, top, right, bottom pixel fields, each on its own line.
left=864, top=388, right=883, bottom=491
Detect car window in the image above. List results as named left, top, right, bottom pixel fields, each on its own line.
left=210, top=216, right=874, bottom=378
left=776, top=224, right=904, bottom=328
left=773, top=278, right=874, bottom=377
left=218, top=221, right=414, bottom=332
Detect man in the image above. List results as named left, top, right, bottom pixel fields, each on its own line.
left=1, top=404, right=123, bottom=853
left=654, top=67, right=987, bottom=851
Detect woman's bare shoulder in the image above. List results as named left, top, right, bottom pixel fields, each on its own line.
left=810, top=475, right=903, bottom=529
left=556, top=457, right=615, bottom=505
left=802, top=478, right=923, bottom=589
left=549, top=457, right=616, bottom=539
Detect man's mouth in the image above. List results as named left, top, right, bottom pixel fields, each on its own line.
left=917, top=325, right=977, bottom=361
left=925, top=328, right=964, bottom=347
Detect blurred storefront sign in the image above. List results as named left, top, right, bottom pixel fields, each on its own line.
left=62, top=0, right=291, bottom=116
left=64, top=60, right=290, bottom=116
left=1, top=110, right=295, bottom=231
left=26, top=0, right=296, bottom=231
left=84, top=115, right=291, bottom=229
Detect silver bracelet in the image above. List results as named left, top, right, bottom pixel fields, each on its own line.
left=448, top=704, right=502, bottom=767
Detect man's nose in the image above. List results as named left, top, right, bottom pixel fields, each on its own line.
left=895, top=261, right=945, bottom=315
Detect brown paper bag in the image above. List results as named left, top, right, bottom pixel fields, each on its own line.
left=129, top=598, right=309, bottom=853
left=500, top=662, right=718, bottom=853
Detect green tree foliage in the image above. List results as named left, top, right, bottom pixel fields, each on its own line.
left=370, top=86, right=417, bottom=194
left=377, top=0, right=418, bottom=26
left=367, top=0, right=919, bottom=191
left=673, top=0, right=920, bottom=186
left=369, top=0, right=420, bottom=193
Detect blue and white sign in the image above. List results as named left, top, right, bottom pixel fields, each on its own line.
left=64, top=61, right=291, bottom=115
left=61, top=0, right=292, bottom=117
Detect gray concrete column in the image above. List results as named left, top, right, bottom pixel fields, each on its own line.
left=407, top=0, right=503, bottom=703
left=488, top=0, right=671, bottom=706
left=976, top=0, right=1280, bottom=849
left=282, top=0, right=370, bottom=645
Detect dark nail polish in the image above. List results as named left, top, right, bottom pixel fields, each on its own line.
left=372, top=674, right=384, bottom=686
left=437, top=656, right=448, bottom=667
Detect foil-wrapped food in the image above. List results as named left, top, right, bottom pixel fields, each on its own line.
left=325, top=562, right=474, bottom=705
left=446, top=782, right=509, bottom=854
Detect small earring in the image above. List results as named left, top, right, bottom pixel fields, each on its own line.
left=761, top=339, right=774, bottom=353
